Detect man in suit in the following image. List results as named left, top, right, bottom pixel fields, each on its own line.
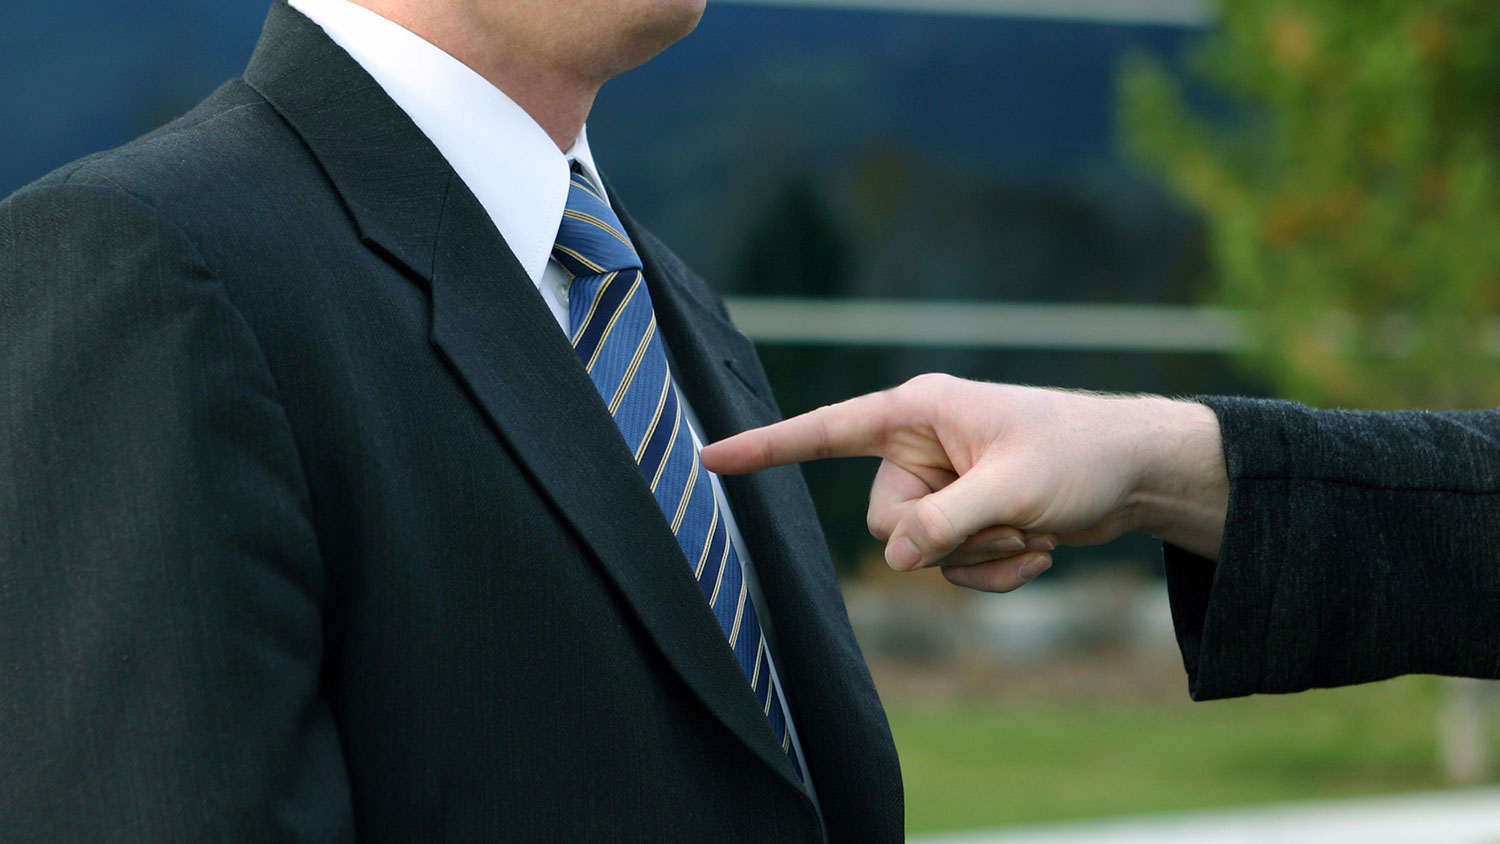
left=703, top=374, right=1500, bottom=699
left=0, top=0, right=902, bottom=840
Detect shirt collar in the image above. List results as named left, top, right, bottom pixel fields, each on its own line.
left=288, top=0, right=604, bottom=286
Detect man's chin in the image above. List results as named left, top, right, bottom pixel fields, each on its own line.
left=634, top=0, right=707, bottom=61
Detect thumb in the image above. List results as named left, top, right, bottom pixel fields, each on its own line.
left=884, top=468, right=1015, bottom=570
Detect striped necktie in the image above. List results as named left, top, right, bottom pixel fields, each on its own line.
left=553, top=168, right=804, bottom=781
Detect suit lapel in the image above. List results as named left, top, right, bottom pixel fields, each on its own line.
left=242, top=1, right=803, bottom=788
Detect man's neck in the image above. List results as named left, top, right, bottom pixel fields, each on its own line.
left=349, top=0, right=597, bottom=151
left=458, top=58, right=595, bottom=152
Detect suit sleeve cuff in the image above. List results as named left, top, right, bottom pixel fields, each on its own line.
left=1160, top=396, right=1280, bottom=700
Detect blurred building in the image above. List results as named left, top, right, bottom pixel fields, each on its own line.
left=1, top=0, right=1254, bottom=571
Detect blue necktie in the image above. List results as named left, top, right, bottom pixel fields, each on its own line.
left=553, top=169, right=803, bottom=781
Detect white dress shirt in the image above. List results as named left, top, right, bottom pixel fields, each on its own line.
left=287, top=0, right=817, bottom=801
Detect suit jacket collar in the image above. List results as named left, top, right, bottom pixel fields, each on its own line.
left=288, top=0, right=606, bottom=288
left=241, top=1, right=811, bottom=793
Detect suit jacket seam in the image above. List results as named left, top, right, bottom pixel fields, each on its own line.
left=136, top=95, right=274, bottom=146
left=429, top=171, right=457, bottom=270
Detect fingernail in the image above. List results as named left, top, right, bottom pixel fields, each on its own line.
left=887, top=537, right=922, bottom=570
left=1017, top=556, right=1053, bottom=582
left=1027, top=535, right=1057, bottom=552
left=990, top=536, right=1026, bottom=554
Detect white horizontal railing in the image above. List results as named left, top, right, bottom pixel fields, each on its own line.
left=723, top=297, right=1500, bottom=356
left=723, top=297, right=1246, bottom=353
left=714, top=0, right=1212, bottom=28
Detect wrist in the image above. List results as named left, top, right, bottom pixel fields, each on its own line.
left=1126, top=398, right=1229, bottom=559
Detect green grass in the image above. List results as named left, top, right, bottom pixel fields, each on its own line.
left=889, top=675, right=1496, bottom=834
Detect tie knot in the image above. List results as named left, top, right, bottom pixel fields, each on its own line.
left=552, top=171, right=642, bottom=277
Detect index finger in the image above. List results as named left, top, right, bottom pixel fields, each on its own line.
left=699, top=391, right=894, bottom=474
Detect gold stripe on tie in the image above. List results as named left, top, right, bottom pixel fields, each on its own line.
left=634, top=369, right=673, bottom=463
left=607, top=316, right=657, bottom=415
left=570, top=271, right=617, bottom=346
left=694, top=508, right=719, bottom=580
left=585, top=273, right=643, bottom=373
left=649, top=404, right=683, bottom=493
left=554, top=243, right=608, bottom=275
left=764, top=684, right=775, bottom=716
left=706, top=525, right=731, bottom=590
left=781, top=732, right=791, bottom=752
left=727, top=575, right=749, bottom=647
left=571, top=174, right=607, bottom=204
left=708, top=535, right=731, bottom=608
left=749, top=637, right=765, bottom=690
left=669, top=457, right=699, bottom=535
left=562, top=209, right=637, bottom=252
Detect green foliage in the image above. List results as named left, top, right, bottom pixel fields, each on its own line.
left=1122, top=0, right=1500, bottom=408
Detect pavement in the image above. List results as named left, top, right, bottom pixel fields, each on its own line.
left=910, top=787, right=1500, bottom=844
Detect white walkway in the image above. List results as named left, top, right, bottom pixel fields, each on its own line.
left=911, top=787, right=1500, bottom=844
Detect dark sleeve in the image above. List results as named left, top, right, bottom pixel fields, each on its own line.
left=0, top=183, right=353, bottom=841
left=1163, top=395, right=1500, bottom=700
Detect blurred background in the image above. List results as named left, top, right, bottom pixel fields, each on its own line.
left=6, top=0, right=1498, bottom=838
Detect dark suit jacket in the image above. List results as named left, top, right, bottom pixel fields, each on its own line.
left=0, top=4, right=902, bottom=841
left=1164, top=396, right=1500, bottom=700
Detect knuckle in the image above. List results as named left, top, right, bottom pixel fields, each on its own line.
left=812, top=416, right=834, bottom=460
left=865, top=390, right=902, bottom=444
left=899, top=373, right=928, bottom=390
left=1001, top=490, right=1046, bottom=529
left=897, top=372, right=960, bottom=417
left=905, top=371, right=950, bottom=391
left=899, top=372, right=951, bottom=407
left=757, top=436, right=777, bottom=471
left=989, top=578, right=1023, bottom=594
left=988, top=566, right=1025, bottom=593
left=979, top=563, right=1023, bottom=594
left=910, top=498, right=956, bottom=550
left=940, top=565, right=969, bottom=590
left=944, top=561, right=1026, bottom=594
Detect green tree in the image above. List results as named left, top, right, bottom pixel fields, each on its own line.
left=1122, top=0, right=1500, bottom=410
left=1123, top=1, right=1500, bottom=786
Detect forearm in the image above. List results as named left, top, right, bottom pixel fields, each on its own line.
left=1163, top=396, right=1500, bottom=698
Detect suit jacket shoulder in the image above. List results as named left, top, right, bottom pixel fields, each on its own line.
left=0, top=112, right=348, bottom=841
